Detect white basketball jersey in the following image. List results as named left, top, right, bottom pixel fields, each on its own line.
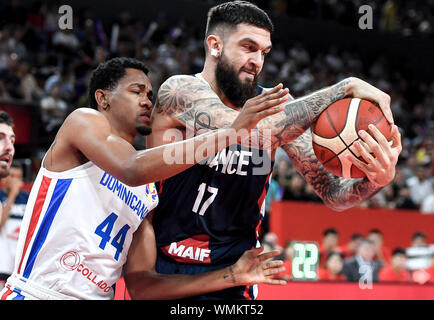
left=8, top=161, right=158, bottom=300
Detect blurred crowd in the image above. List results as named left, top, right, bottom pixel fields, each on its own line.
left=245, top=0, right=434, bottom=37
left=0, top=0, right=432, bottom=214
left=262, top=228, right=434, bottom=284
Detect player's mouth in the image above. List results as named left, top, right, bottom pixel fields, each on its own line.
left=240, top=68, right=256, bottom=81
left=138, top=111, right=152, bottom=123
left=0, top=153, right=12, bottom=167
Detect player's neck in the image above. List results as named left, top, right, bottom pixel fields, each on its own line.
left=200, top=66, right=239, bottom=111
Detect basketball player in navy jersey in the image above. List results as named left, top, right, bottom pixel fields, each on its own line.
left=148, top=1, right=402, bottom=299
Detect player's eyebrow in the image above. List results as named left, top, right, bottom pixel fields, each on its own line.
left=128, top=83, right=148, bottom=89
left=239, top=37, right=272, bottom=51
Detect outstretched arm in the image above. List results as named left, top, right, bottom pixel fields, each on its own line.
left=154, top=75, right=392, bottom=149
left=124, top=218, right=285, bottom=300
left=282, top=124, right=402, bottom=211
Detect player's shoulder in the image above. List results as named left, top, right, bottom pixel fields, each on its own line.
left=159, top=74, right=209, bottom=90
left=58, top=107, right=110, bottom=139
left=63, top=107, right=106, bottom=127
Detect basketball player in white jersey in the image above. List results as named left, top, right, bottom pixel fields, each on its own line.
left=0, top=57, right=289, bottom=300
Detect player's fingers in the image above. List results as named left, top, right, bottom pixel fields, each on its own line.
left=391, top=125, right=402, bottom=151
left=262, top=260, right=284, bottom=270
left=345, top=153, right=371, bottom=174
left=246, top=246, right=265, bottom=257
left=358, top=130, right=389, bottom=168
left=252, top=90, right=289, bottom=112
left=258, top=250, right=282, bottom=262
left=367, top=124, right=392, bottom=158
left=256, top=105, right=285, bottom=119
left=377, top=92, right=393, bottom=124
left=353, top=140, right=378, bottom=166
left=263, top=265, right=285, bottom=276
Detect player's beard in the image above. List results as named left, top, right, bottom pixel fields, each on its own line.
left=215, top=52, right=258, bottom=108
left=136, top=125, right=152, bottom=136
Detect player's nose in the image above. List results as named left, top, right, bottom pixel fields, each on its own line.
left=139, top=96, right=152, bottom=110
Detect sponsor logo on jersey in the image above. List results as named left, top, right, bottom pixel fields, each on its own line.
left=58, top=250, right=111, bottom=293
left=162, top=235, right=211, bottom=264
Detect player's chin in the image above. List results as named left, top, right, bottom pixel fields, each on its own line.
left=136, top=124, right=152, bottom=136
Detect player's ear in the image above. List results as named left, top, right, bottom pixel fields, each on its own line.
left=205, top=34, right=222, bottom=58
left=95, top=89, right=110, bottom=110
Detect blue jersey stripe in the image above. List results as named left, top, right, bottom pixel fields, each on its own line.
left=12, top=289, right=25, bottom=300
left=23, top=179, right=72, bottom=278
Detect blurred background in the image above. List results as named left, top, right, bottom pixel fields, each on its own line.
left=0, top=0, right=433, bottom=298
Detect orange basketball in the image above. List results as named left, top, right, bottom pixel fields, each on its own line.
left=312, top=98, right=392, bottom=178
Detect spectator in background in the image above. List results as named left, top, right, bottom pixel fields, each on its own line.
left=40, top=82, right=68, bottom=134
left=368, top=229, right=392, bottom=267
left=282, top=172, right=309, bottom=202
left=319, top=228, right=341, bottom=269
left=261, top=232, right=283, bottom=256
left=407, top=164, right=433, bottom=208
left=378, top=247, right=412, bottom=282
left=0, top=162, right=28, bottom=290
left=342, top=239, right=382, bottom=283
left=406, top=231, right=434, bottom=271
left=318, top=251, right=346, bottom=281
left=272, top=239, right=295, bottom=281
left=391, top=166, right=419, bottom=210
left=17, top=59, right=44, bottom=102
left=273, top=159, right=292, bottom=193
left=339, top=233, right=364, bottom=259
left=421, top=183, right=434, bottom=213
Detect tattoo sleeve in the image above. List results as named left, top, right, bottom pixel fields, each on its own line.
left=154, top=75, right=350, bottom=147
left=282, top=129, right=381, bottom=211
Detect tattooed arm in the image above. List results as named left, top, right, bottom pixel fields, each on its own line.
left=153, top=75, right=392, bottom=148
left=282, top=125, right=402, bottom=211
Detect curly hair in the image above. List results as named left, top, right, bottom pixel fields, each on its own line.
left=88, top=57, right=149, bottom=109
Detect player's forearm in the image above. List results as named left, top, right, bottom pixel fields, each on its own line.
left=125, top=128, right=237, bottom=186
left=322, top=177, right=382, bottom=211
left=283, top=133, right=381, bottom=211
left=125, top=266, right=239, bottom=300
left=259, top=78, right=351, bottom=147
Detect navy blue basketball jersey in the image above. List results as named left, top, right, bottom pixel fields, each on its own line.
left=153, top=80, right=274, bottom=293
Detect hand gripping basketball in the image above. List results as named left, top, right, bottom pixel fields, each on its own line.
left=312, top=98, right=402, bottom=184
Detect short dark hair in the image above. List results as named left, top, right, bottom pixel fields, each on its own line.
left=351, top=233, right=363, bottom=241
left=323, top=228, right=339, bottom=237
left=412, top=231, right=426, bottom=240
left=392, top=247, right=407, bottom=257
left=0, top=111, right=14, bottom=127
left=88, top=57, right=149, bottom=109
left=368, top=229, right=383, bottom=236
left=205, top=1, right=274, bottom=39
left=327, top=251, right=344, bottom=261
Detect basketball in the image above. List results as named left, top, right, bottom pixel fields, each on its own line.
left=312, top=98, right=392, bottom=179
